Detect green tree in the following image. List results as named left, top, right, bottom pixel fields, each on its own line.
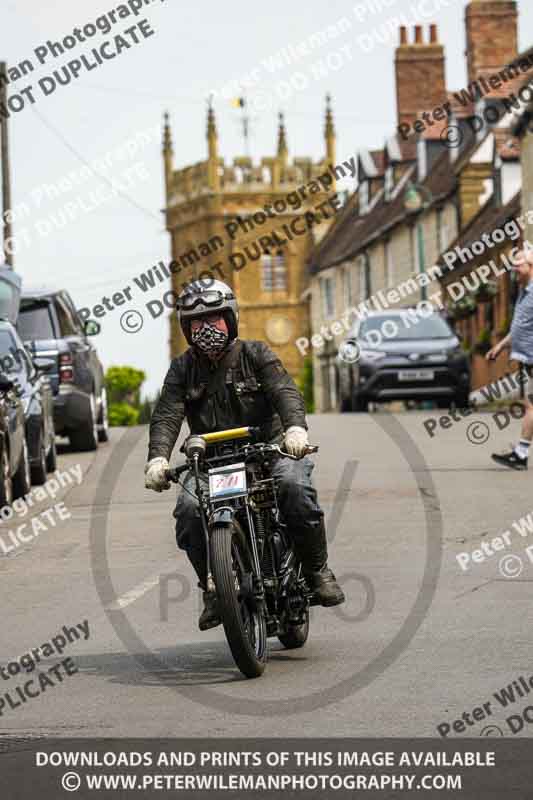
left=105, top=366, right=146, bottom=427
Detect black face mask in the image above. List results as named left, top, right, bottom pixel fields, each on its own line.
left=191, top=320, right=229, bottom=354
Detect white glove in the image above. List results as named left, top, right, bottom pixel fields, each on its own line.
left=283, top=426, right=309, bottom=458
left=144, top=457, right=170, bottom=492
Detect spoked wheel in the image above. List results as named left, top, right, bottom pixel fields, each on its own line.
left=211, top=522, right=267, bottom=679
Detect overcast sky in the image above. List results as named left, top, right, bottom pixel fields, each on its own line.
left=3, top=0, right=533, bottom=395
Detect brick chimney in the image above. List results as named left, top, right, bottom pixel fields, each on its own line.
left=465, top=1, right=518, bottom=83
left=395, top=25, right=447, bottom=130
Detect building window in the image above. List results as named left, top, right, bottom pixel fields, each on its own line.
left=384, top=167, right=394, bottom=200
left=358, top=253, right=371, bottom=300
left=262, top=250, right=287, bottom=290
left=436, top=207, right=449, bottom=252
left=342, top=266, right=353, bottom=307
left=384, top=240, right=394, bottom=288
left=410, top=225, right=420, bottom=275
left=321, top=277, right=335, bottom=319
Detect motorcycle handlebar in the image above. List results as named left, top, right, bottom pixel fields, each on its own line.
left=164, top=443, right=319, bottom=483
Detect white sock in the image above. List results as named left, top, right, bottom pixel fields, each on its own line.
left=514, top=439, right=531, bottom=460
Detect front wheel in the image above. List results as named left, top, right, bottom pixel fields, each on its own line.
left=210, top=523, right=267, bottom=679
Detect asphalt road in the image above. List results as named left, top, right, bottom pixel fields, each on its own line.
left=1, top=411, right=532, bottom=739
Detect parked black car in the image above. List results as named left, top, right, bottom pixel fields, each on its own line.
left=0, top=320, right=56, bottom=484
left=0, top=371, right=30, bottom=505
left=337, top=309, right=471, bottom=412
left=17, top=287, right=108, bottom=451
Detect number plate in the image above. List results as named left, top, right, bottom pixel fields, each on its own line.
left=208, top=463, right=247, bottom=499
left=398, top=369, right=435, bottom=381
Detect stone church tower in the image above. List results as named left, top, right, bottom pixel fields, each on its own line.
left=162, top=99, right=338, bottom=378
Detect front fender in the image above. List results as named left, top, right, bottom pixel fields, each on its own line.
left=209, top=506, right=235, bottom=528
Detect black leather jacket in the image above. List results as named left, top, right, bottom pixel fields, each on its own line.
left=148, top=339, right=307, bottom=461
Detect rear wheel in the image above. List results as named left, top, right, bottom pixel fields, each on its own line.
left=0, top=442, right=13, bottom=507
left=353, top=393, right=369, bottom=412
left=46, top=436, right=57, bottom=472
left=30, top=430, right=47, bottom=485
left=70, top=393, right=98, bottom=452
left=12, top=439, right=31, bottom=499
left=453, top=391, right=470, bottom=410
left=211, top=523, right=267, bottom=679
left=97, top=388, right=109, bottom=443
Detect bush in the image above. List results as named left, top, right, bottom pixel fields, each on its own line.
left=108, top=403, right=139, bottom=427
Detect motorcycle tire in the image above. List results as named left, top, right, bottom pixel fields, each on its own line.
left=211, top=523, right=267, bottom=679
left=278, top=608, right=310, bottom=650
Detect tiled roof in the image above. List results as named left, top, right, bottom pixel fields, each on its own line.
left=437, top=191, right=521, bottom=276
left=309, top=144, right=459, bottom=274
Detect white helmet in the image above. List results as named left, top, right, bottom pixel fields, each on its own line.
left=177, top=279, right=239, bottom=344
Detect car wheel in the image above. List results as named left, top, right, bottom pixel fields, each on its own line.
left=12, top=439, right=31, bottom=499
left=31, top=430, right=47, bottom=486
left=453, top=391, right=470, bottom=410
left=46, top=435, right=57, bottom=472
left=339, top=394, right=353, bottom=412
left=97, top=387, right=109, bottom=443
left=436, top=399, right=450, bottom=410
left=353, top=394, right=369, bottom=412
left=69, top=393, right=98, bottom=452
left=0, top=443, right=13, bottom=507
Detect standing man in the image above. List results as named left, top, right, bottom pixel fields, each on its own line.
left=487, top=248, right=533, bottom=470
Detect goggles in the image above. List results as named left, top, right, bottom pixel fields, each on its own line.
left=178, top=289, right=233, bottom=311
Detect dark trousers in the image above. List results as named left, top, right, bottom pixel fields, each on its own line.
left=173, top=456, right=325, bottom=587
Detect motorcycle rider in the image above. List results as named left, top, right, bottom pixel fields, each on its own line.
left=145, top=279, right=345, bottom=630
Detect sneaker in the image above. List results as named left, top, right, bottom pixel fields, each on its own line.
left=199, top=592, right=221, bottom=631
left=306, top=566, right=345, bottom=607
left=491, top=450, right=528, bottom=471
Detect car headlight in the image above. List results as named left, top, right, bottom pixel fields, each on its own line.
left=360, top=349, right=386, bottom=363
left=426, top=351, right=447, bottom=363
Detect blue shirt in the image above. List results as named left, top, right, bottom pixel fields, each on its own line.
left=510, top=280, right=533, bottom=365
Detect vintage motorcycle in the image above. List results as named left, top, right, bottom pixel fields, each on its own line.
left=165, top=425, right=319, bottom=679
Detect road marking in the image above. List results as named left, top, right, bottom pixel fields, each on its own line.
left=106, top=570, right=164, bottom=610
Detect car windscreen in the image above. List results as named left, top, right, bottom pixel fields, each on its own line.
left=359, top=313, right=453, bottom=342
left=18, top=301, right=55, bottom=340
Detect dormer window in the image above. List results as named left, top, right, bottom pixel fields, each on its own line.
left=384, top=166, right=394, bottom=200
left=359, top=180, right=369, bottom=214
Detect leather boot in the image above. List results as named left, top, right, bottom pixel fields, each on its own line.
left=199, top=592, right=221, bottom=631
left=291, top=517, right=345, bottom=607
left=186, top=543, right=222, bottom=631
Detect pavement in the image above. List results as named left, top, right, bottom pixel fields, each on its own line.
left=1, top=411, right=532, bottom=740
